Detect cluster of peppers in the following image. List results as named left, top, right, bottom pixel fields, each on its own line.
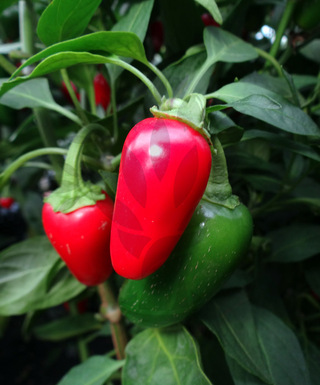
left=42, top=90, right=253, bottom=327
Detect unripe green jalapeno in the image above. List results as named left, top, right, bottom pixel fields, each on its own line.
left=119, top=136, right=253, bottom=327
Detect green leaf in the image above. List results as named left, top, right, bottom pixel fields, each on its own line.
left=300, top=39, right=320, bottom=64
left=37, top=0, right=102, bottom=46
left=200, top=291, right=273, bottom=384
left=226, top=357, right=266, bottom=385
left=107, top=0, right=154, bottom=82
left=195, top=0, right=222, bottom=25
left=204, top=27, right=258, bottom=64
left=250, top=306, right=311, bottom=385
left=212, top=81, right=320, bottom=137
left=1, top=52, right=141, bottom=98
left=34, top=314, right=101, bottom=341
left=57, top=355, right=124, bottom=385
left=268, top=224, right=320, bottom=262
left=185, top=28, right=258, bottom=95
left=7, top=31, right=147, bottom=85
left=242, top=130, right=320, bottom=162
left=122, top=326, right=212, bottom=385
left=303, top=342, right=320, bottom=385
left=0, top=77, right=61, bottom=110
left=0, top=236, right=85, bottom=316
left=201, top=291, right=311, bottom=385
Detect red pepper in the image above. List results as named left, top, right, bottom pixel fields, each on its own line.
left=110, top=117, right=212, bottom=280
left=201, top=13, right=220, bottom=27
left=42, top=125, right=114, bottom=286
left=150, top=20, right=164, bottom=53
left=0, top=197, right=15, bottom=209
left=94, top=73, right=111, bottom=110
left=42, top=191, right=113, bottom=286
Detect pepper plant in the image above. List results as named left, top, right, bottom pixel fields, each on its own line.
left=0, top=1, right=319, bottom=384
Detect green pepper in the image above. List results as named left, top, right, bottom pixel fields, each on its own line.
left=119, top=137, right=253, bottom=327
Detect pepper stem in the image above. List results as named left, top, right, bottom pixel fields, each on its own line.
left=45, top=124, right=108, bottom=213
left=203, top=136, right=240, bottom=209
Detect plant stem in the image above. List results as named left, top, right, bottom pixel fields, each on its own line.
left=0, top=55, right=17, bottom=75
left=108, top=57, right=162, bottom=105
left=265, top=0, right=296, bottom=67
left=256, top=47, right=283, bottom=77
left=110, top=78, right=119, bottom=144
left=184, top=59, right=212, bottom=97
left=0, top=147, right=66, bottom=189
left=69, top=302, right=90, bottom=362
left=97, top=281, right=128, bottom=360
left=145, top=61, right=173, bottom=98
left=19, top=0, right=35, bottom=56
left=33, top=107, right=64, bottom=182
left=60, top=68, right=90, bottom=125
left=0, top=146, right=115, bottom=190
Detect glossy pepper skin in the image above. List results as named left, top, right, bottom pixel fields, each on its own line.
left=119, top=199, right=253, bottom=327
left=42, top=192, right=114, bottom=286
left=110, top=117, right=212, bottom=280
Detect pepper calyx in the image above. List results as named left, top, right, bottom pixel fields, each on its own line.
left=150, top=93, right=212, bottom=145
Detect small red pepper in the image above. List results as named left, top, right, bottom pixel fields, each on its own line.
left=0, top=197, right=15, bottom=209
left=42, top=125, right=113, bottom=286
left=94, top=73, right=111, bottom=110
left=110, top=116, right=212, bottom=280
left=150, top=20, right=164, bottom=53
left=201, top=13, right=220, bottom=27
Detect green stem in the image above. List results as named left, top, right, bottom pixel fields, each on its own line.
left=256, top=47, right=283, bottom=77
left=19, top=0, right=35, bottom=55
left=98, top=281, right=128, bottom=360
left=110, top=78, right=119, bottom=144
left=87, top=80, right=97, bottom=116
left=0, top=147, right=66, bottom=189
left=266, top=0, right=296, bottom=66
left=203, top=136, right=239, bottom=209
left=33, top=107, right=63, bottom=182
left=69, top=302, right=90, bottom=362
left=108, top=57, right=162, bottom=105
left=60, top=124, right=105, bottom=190
left=60, top=68, right=89, bottom=125
left=0, top=146, right=115, bottom=191
left=145, top=61, right=173, bottom=98
left=184, top=59, right=212, bottom=97
left=0, top=55, right=17, bottom=75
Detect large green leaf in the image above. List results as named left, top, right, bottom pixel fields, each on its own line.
left=57, top=355, right=124, bottom=385
left=268, top=225, right=320, bottom=263
left=7, top=31, right=147, bottom=86
left=37, top=0, right=102, bottom=46
left=212, top=81, right=320, bottom=137
left=122, top=326, right=212, bottom=385
left=0, top=51, right=146, bottom=98
left=0, top=236, right=85, bottom=315
left=185, top=27, right=258, bottom=95
left=201, top=291, right=311, bottom=385
left=200, top=291, right=273, bottom=384
left=204, top=27, right=258, bottom=64
left=107, top=0, right=154, bottom=82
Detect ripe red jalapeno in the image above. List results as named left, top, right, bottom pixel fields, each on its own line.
left=110, top=117, right=212, bottom=280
